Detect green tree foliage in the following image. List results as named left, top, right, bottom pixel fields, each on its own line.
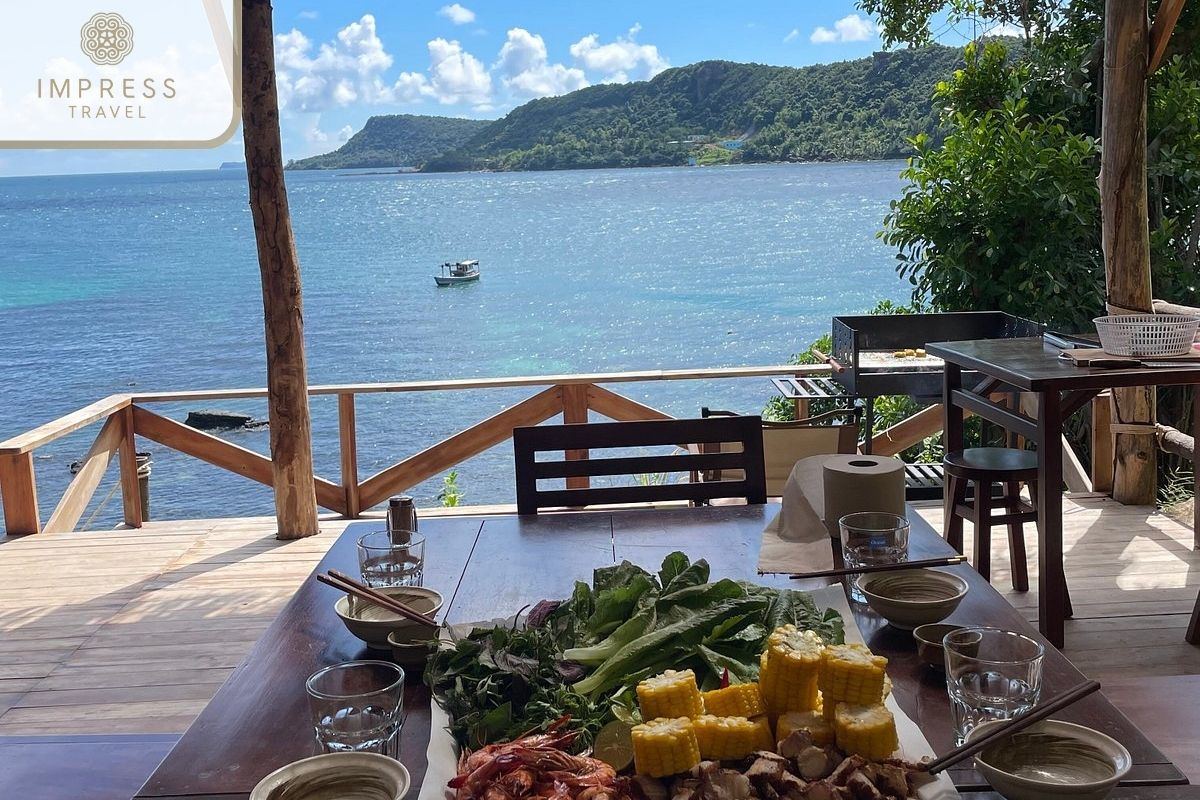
left=426, top=49, right=965, bottom=172
left=287, top=115, right=490, bottom=170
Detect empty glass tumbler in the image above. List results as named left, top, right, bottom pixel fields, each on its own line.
left=839, top=511, right=910, bottom=601
left=306, top=660, right=405, bottom=757
left=944, top=627, right=1044, bottom=745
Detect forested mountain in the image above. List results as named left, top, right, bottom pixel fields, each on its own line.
left=295, top=45, right=965, bottom=172
left=287, top=115, right=490, bottom=170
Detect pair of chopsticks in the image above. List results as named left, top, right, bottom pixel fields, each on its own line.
left=789, top=555, right=967, bottom=580
left=318, top=568, right=438, bottom=627
left=925, top=680, right=1102, bottom=774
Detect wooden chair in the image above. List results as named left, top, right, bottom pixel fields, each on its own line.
left=700, top=408, right=860, bottom=496
left=512, top=416, right=767, bottom=514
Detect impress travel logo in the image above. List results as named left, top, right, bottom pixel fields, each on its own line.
left=1, top=1, right=239, bottom=147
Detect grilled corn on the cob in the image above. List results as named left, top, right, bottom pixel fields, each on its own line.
left=775, top=709, right=835, bottom=746
left=701, top=682, right=765, bottom=718
left=833, top=703, right=898, bottom=760
left=759, top=625, right=824, bottom=714
left=692, top=715, right=774, bottom=760
left=631, top=717, right=701, bottom=777
left=818, top=644, right=888, bottom=706
left=637, top=669, right=704, bottom=720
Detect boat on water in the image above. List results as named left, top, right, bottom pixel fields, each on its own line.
left=435, top=259, right=481, bottom=286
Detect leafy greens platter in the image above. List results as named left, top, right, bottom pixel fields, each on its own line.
left=420, top=553, right=955, bottom=800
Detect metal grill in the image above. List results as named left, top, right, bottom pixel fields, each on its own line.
left=770, top=376, right=853, bottom=401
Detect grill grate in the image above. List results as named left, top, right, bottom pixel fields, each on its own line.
left=770, top=376, right=853, bottom=401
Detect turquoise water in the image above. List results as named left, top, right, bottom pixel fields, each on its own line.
left=0, top=162, right=907, bottom=525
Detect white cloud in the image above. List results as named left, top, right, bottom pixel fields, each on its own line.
left=274, top=15, right=399, bottom=112
left=297, top=10, right=318, bottom=20
left=304, top=124, right=330, bottom=142
left=569, top=24, right=668, bottom=82
left=427, top=38, right=492, bottom=106
left=783, top=28, right=800, bottom=43
left=337, top=124, right=354, bottom=141
left=439, top=4, right=475, bottom=25
left=810, top=14, right=877, bottom=44
left=496, top=28, right=588, bottom=98
left=987, top=21, right=1026, bottom=37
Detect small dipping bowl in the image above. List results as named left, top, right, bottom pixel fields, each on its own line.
left=912, top=623, right=972, bottom=671
left=334, top=586, right=442, bottom=650
left=249, top=752, right=410, bottom=800
left=387, top=630, right=438, bottom=670
left=969, top=720, right=1131, bottom=800
left=855, top=568, right=968, bottom=630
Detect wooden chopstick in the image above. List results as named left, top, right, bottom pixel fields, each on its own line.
left=788, top=555, right=967, bottom=580
left=924, top=680, right=1102, bottom=774
left=319, top=570, right=438, bottom=627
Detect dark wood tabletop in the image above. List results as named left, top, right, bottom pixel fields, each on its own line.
left=924, top=337, right=1200, bottom=392
left=135, top=505, right=1189, bottom=799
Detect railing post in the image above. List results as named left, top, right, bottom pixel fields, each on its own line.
left=339, top=393, right=361, bottom=517
left=1091, top=390, right=1114, bottom=495
left=561, top=383, right=590, bottom=490
left=118, top=406, right=143, bottom=528
left=0, top=452, right=40, bottom=535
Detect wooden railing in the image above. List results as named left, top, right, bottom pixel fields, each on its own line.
left=0, top=365, right=838, bottom=535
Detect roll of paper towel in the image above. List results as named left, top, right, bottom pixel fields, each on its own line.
left=822, top=455, right=906, bottom=538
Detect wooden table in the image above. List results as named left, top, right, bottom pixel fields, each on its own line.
left=136, top=505, right=1189, bottom=799
left=925, top=337, right=1200, bottom=648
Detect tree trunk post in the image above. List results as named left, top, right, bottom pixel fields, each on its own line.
left=242, top=0, right=320, bottom=539
left=1101, top=0, right=1158, bottom=505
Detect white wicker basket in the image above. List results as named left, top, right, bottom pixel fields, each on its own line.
left=1093, top=314, right=1200, bottom=357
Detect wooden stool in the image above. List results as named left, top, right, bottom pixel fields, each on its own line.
left=943, top=447, right=1038, bottom=592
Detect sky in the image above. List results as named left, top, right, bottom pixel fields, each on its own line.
left=0, top=1, right=996, bottom=177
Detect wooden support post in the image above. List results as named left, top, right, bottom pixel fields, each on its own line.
left=0, top=452, right=39, bottom=535
left=45, top=414, right=124, bottom=534
left=339, top=393, right=360, bottom=518
left=1148, top=0, right=1186, bottom=75
left=118, top=405, right=143, bottom=528
left=1102, top=0, right=1157, bottom=505
left=1092, top=391, right=1114, bottom=494
left=561, top=383, right=590, bottom=490
left=243, top=0, right=319, bottom=539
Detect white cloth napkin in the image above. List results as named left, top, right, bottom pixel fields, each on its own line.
left=758, top=455, right=836, bottom=574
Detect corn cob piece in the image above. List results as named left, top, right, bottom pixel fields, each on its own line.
left=692, top=715, right=773, bottom=761
left=759, top=625, right=824, bottom=715
left=702, top=682, right=765, bottom=718
left=632, top=717, right=701, bottom=777
left=776, top=710, right=835, bottom=746
left=833, top=704, right=899, bottom=760
left=818, top=644, right=888, bottom=706
left=637, top=669, right=704, bottom=720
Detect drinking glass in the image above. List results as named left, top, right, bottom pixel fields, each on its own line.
left=839, top=512, right=909, bottom=602
left=944, top=627, right=1044, bottom=745
left=358, top=531, right=425, bottom=587
left=306, top=660, right=405, bottom=757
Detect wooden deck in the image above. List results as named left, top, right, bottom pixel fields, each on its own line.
left=0, top=495, right=1197, bottom=739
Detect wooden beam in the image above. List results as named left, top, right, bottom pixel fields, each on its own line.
left=1092, top=391, right=1115, bottom=494
left=117, top=406, right=143, bottom=528
left=1148, top=0, right=1186, bottom=74
left=0, top=452, right=40, bottom=535
left=338, top=393, right=360, bottom=518
left=358, top=386, right=565, bottom=510
left=561, top=383, right=590, bottom=490
left=44, top=414, right=124, bottom=534
left=585, top=384, right=675, bottom=422
left=1103, top=0, right=1158, bottom=505
left=242, top=0, right=319, bottom=539
left=131, top=406, right=345, bottom=514
left=870, top=404, right=946, bottom=457
left=0, top=395, right=130, bottom=455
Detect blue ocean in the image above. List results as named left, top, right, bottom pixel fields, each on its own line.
left=0, top=161, right=908, bottom=525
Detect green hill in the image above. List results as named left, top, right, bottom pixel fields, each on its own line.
left=287, top=114, right=491, bottom=170
left=427, top=45, right=964, bottom=172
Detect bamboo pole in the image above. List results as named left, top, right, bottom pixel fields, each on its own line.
left=242, top=0, right=319, bottom=538
left=1102, top=0, right=1157, bottom=505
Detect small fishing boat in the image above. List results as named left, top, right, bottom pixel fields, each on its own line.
left=435, top=260, right=480, bottom=286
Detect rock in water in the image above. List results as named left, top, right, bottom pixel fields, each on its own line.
left=186, top=410, right=255, bottom=431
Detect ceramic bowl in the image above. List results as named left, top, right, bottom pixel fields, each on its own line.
left=969, top=720, right=1131, bottom=800
left=249, top=752, right=410, bottom=800
left=912, top=623, right=972, bottom=671
left=387, top=630, right=438, bottom=669
left=334, top=585, right=442, bottom=650
left=855, top=568, right=968, bottom=630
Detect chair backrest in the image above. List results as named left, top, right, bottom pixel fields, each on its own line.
left=701, top=408, right=860, bottom=496
left=513, top=416, right=767, bottom=514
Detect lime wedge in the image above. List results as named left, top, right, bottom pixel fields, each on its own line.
left=593, top=720, right=635, bottom=771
